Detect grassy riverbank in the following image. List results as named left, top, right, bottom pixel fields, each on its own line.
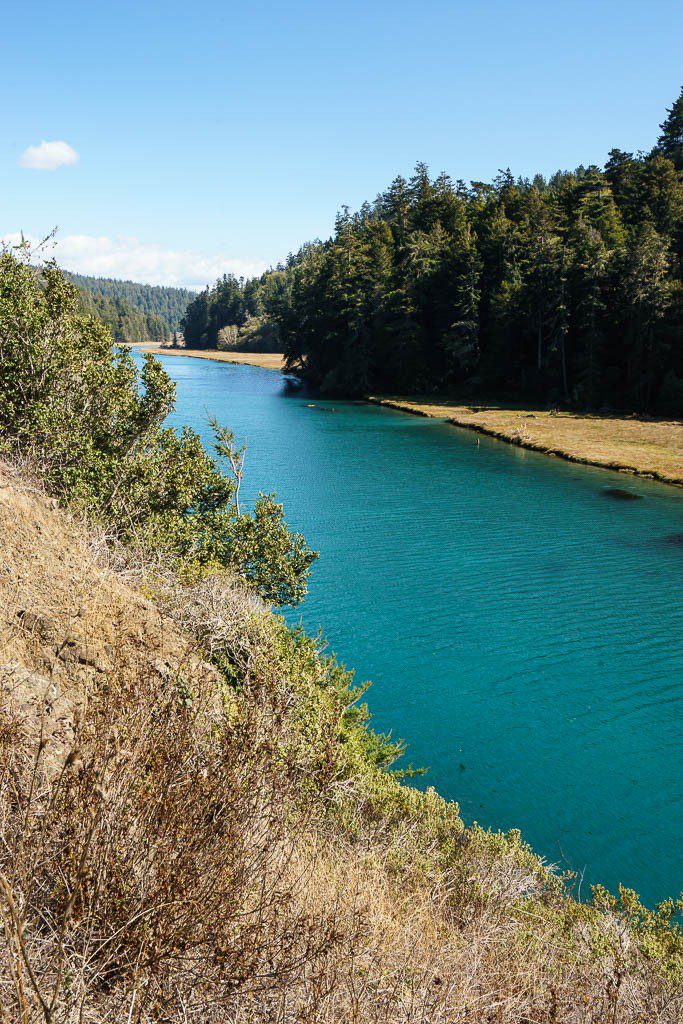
left=368, top=396, right=683, bottom=487
left=132, top=342, right=285, bottom=370
left=131, top=344, right=683, bottom=486
left=129, top=345, right=682, bottom=485
left=3, top=458, right=683, bottom=1022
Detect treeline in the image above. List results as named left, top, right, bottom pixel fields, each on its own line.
left=277, top=88, right=683, bottom=412
left=69, top=272, right=193, bottom=333
left=182, top=270, right=287, bottom=352
left=76, top=288, right=170, bottom=343
left=186, top=88, right=683, bottom=414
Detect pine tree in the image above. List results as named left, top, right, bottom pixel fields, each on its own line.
left=569, top=222, right=609, bottom=405
left=655, top=86, right=683, bottom=170
left=620, top=225, right=671, bottom=408
left=182, top=289, right=211, bottom=348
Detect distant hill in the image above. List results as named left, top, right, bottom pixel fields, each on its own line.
left=67, top=272, right=194, bottom=334
left=74, top=286, right=169, bottom=344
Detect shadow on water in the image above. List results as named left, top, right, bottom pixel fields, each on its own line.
left=282, top=374, right=306, bottom=395
left=603, top=487, right=644, bottom=501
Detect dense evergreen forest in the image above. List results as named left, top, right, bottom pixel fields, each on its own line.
left=75, top=287, right=169, bottom=343
left=184, top=88, right=683, bottom=414
left=181, top=270, right=287, bottom=353
left=70, top=272, right=193, bottom=340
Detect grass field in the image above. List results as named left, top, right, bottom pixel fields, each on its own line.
left=132, top=343, right=286, bottom=371
left=369, top=396, right=683, bottom=487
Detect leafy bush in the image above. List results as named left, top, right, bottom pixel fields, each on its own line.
left=0, top=248, right=316, bottom=604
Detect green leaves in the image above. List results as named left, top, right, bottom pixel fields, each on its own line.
left=0, top=251, right=316, bottom=606
left=228, top=495, right=318, bottom=606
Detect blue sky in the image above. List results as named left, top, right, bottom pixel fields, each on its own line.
left=2, top=0, right=681, bottom=287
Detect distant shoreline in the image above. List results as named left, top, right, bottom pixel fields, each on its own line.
left=126, top=345, right=682, bottom=488
left=127, top=343, right=285, bottom=371
left=368, top=397, right=683, bottom=489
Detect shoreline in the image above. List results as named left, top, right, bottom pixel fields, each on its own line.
left=367, top=396, right=683, bottom=488
left=128, top=343, right=285, bottom=371
left=129, top=346, right=682, bottom=488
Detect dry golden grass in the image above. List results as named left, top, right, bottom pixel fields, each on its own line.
left=369, top=397, right=683, bottom=486
left=1, top=462, right=682, bottom=1022
left=0, top=464, right=217, bottom=704
left=133, top=343, right=286, bottom=371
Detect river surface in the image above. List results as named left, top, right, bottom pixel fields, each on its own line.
left=145, top=353, right=683, bottom=906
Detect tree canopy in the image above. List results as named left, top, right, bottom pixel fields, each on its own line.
left=655, top=85, right=683, bottom=170
left=0, top=251, right=316, bottom=605
left=183, top=90, right=683, bottom=415
left=69, top=272, right=194, bottom=340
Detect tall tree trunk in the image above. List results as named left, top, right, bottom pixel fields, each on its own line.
left=561, top=331, right=569, bottom=400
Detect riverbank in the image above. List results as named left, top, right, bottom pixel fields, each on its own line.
left=3, top=458, right=682, bottom=1021
left=130, top=342, right=285, bottom=371
left=129, top=346, right=683, bottom=486
left=368, top=396, right=683, bottom=487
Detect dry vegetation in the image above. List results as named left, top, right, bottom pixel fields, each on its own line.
left=1, top=462, right=682, bottom=1022
left=134, top=344, right=286, bottom=371
left=369, top=398, right=683, bottom=486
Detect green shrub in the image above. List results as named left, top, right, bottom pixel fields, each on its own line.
left=0, top=249, right=316, bottom=604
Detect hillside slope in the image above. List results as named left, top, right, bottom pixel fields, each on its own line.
left=67, top=272, right=193, bottom=332
left=0, top=462, right=215, bottom=697
left=1, top=462, right=682, bottom=1023
left=0, top=464, right=220, bottom=777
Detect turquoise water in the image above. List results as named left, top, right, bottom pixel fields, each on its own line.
left=149, top=353, right=683, bottom=906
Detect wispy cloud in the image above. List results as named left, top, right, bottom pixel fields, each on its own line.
left=20, top=141, right=80, bottom=171
left=1, top=232, right=270, bottom=289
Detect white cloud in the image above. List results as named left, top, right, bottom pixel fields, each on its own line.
left=20, top=140, right=80, bottom=171
left=1, top=232, right=270, bottom=289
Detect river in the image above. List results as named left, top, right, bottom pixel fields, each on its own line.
left=145, top=352, right=683, bottom=906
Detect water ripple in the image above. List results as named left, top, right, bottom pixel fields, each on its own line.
left=152, top=353, right=683, bottom=907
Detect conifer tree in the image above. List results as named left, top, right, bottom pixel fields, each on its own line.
left=656, top=86, right=683, bottom=170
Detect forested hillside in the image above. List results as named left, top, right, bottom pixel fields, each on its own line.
left=69, top=272, right=193, bottom=334
left=184, top=87, right=683, bottom=414
left=75, top=286, right=170, bottom=343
